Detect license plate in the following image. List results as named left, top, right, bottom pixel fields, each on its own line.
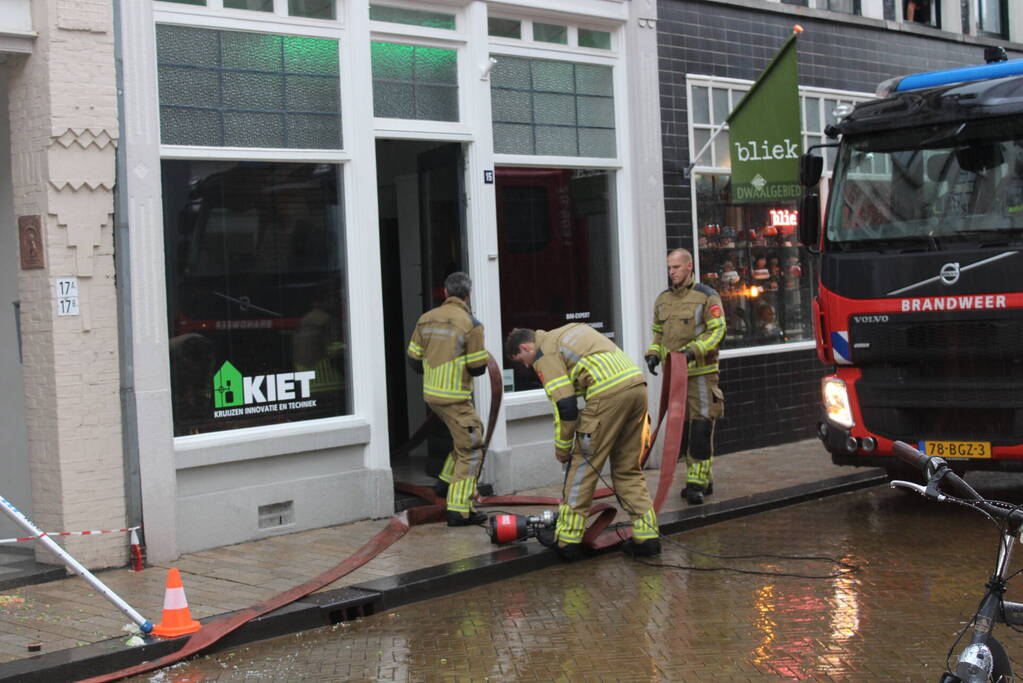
left=923, top=440, right=991, bottom=459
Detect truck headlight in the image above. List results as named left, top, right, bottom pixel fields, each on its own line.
left=822, top=377, right=855, bottom=429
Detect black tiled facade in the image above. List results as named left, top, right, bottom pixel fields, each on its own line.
left=656, top=0, right=1021, bottom=454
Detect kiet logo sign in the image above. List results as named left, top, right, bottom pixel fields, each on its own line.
left=212, top=361, right=317, bottom=416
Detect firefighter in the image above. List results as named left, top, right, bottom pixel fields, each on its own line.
left=407, top=272, right=490, bottom=526
left=506, top=324, right=660, bottom=561
left=645, top=248, right=726, bottom=505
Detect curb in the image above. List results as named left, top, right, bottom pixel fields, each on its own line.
left=0, top=469, right=886, bottom=682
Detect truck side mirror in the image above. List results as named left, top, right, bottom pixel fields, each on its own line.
left=798, top=192, right=820, bottom=253
left=799, top=154, right=824, bottom=187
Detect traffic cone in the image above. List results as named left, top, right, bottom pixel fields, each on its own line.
left=151, top=568, right=201, bottom=638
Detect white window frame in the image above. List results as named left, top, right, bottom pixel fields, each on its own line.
left=153, top=5, right=364, bottom=449
left=685, top=74, right=873, bottom=358
left=489, top=21, right=634, bottom=407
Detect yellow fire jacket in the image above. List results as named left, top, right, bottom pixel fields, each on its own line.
left=646, top=272, right=726, bottom=377
left=534, top=323, right=644, bottom=455
left=407, top=297, right=488, bottom=404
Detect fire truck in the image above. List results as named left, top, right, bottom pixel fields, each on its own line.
left=799, top=56, right=1023, bottom=477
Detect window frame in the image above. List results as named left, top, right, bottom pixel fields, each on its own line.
left=977, top=0, right=1009, bottom=38
left=154, top=3, right=361, bottom=444
left=685, top=75, right=873, bottom=358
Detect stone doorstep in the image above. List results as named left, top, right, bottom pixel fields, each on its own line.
left=0, top=468, right=886, bottom=683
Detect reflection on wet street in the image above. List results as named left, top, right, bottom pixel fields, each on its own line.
left=132, top=480, right=1023, bottom=681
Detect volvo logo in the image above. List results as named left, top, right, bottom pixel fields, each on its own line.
left=853, top=315, right=889, bottom=323
left=939, top=262, right=960, bottom=286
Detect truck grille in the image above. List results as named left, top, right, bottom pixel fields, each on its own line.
left=849, top=313, right=1023, bottom=364
left=856, top=373, right=1023, bottom=443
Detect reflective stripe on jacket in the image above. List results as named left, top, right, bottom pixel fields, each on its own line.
left=647, top=272, right=725, bottom=377
left=407, top=297, right=487, bottom=404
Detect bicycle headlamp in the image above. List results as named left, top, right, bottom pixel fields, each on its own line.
left=822, top=377, right=855, bottom=429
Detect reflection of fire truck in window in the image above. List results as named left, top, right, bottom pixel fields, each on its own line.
left=167, top=162, right=346, bottom=432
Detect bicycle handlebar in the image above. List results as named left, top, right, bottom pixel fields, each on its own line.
left=892, top=440, right=931, bottom=472
left=891, top=440, right=984, bottom=502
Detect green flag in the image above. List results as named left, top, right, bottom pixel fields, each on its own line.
left=727, top=33, right=801, bottom=204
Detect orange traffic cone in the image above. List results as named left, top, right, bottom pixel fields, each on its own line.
left=151, top=568, right=201, bottom=638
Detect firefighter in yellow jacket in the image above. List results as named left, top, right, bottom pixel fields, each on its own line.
left=645, top=248, right=726, bottom=505
left=407, top=272, right=490, bottom=526
left=506, top=324, right=660, bottom=561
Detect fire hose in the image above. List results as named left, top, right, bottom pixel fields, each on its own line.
left=81, top=352, right=687, bottom=682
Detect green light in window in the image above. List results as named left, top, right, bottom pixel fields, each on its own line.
left=284, top=35, right=339, bottom=76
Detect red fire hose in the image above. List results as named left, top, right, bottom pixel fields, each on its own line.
left=82, top=352, right=687, bottom=682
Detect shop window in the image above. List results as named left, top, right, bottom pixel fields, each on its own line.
left=369, top=5, right=456, bottom=30
left=491, top=56, right=616, bottom=158
left=488, top=17, right=521, bottom=39
left=496, top=168, right=617, bottom=391
left=161, top=0, right=205, bottom=5
left=694, top=174, right=813, bottom=349
left=162, top=160, right=351, bottom=436
left=156, top=26, right=341, bottom=149
left=978, top=0, right=1008, bottom=38
left=533, top=22, right=568, bottom=45
left=371, top=42, right=459, bottom=121
left=290, top=0, right=335, bottom=20
left=224, top=0, right=273, bottom=11
left=578, top=28, right=611, bottom=50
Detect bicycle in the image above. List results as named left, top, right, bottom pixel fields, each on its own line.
left=890, top=440, right=1023, bottom=682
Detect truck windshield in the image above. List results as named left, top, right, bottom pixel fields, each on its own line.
left=826, top=116, right=1023, bottom=248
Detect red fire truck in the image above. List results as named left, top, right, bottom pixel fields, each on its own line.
left=799, top=56, right=1023, bottom=477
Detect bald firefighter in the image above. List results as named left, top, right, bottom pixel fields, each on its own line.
left=645, top=248, right=726, bottom=505
left=506, top=324, right=660, bottom=561
left=407, top=272, right=490, bottom=526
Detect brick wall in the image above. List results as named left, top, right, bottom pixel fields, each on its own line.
left=7, top=0, right=125, bottom=569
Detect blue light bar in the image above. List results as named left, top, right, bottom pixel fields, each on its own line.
left=895, top=59, right=1023, bottom=92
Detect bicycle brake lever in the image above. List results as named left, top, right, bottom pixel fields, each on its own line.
left=890, top=480, right=928, bottom=496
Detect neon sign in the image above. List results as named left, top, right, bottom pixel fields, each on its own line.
left=770, top=209, right=798, bottom=228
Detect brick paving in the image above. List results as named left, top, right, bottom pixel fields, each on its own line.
left=127, top=483, right=1023, bottom=682
left=0, top=439, right=851, bottom=665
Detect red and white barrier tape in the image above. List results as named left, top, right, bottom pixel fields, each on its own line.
left=0, top=525, right=141, bottom=544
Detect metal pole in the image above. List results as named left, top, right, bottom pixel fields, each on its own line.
left=0, top=495, right=153, bottom=633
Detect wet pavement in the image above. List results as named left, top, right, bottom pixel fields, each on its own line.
left=125, top=480, right=1023, bottom=682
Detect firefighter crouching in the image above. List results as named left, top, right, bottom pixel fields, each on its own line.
left=506, top=324, right=661, bottom=561
left=645, top=248, right=726, bottom=505
left=407, top=272, right=490, bottom=526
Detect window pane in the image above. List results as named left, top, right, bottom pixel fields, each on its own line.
left=533, top=22, right=568, bottom=44
left=578, top=28, right=611, bottom=50
left=691, top=128, right=711, bottom=165
left=224, top=0, right=273, bottom=11
left=711, top=87, right=729, bottom=125
left=979, top=0, right=1004, bottom=35
left=492, top=57, right=614, bottom=158
left=713, top=130, right=731, bottom=168
left=156, top=26, right=342, bottom=149
left=369, top=4, right=455, bottom=30
left=289, top=0, right=334, bottom=19
left=488, top=17, right=521, bottom=39
left=804, top=97, right=820, bottom=133
left=162, top=161, right=351, bottom=436
left=691, top=86, right=709, bottom=125
left=694, top=173, right=812, bottom=350
left=826, top=0, right=857, bottom=13
left=162, top=0, right=205, bottom=4
left=372, top=42, right=459, bottom=121
left=497, top=169, right=617, bottom=391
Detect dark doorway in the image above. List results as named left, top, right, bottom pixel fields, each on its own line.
left=376, top=140, right=466, bottom=494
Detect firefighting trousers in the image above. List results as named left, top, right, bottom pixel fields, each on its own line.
left=429, top=399, right=484, bottom=518
left=556, top=384, right=658, bottom=546
left=683, top=373, right=724, bottom=489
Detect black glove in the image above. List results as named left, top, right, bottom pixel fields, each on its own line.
left=645, top=355, right=659, bottom=375
left=684, top=348, right=695, bottom=362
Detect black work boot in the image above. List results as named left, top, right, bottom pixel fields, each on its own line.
left=447, top=510, right=487, bottom=527
left=684, top=486, right=705, bottom=505
left=433, top=480, right=449, bottom=498
left=622, top=538, right=662, bottom=557
left=554, top=542, right=582, bottom=563
left=535, top=527, right=557, bottom=547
